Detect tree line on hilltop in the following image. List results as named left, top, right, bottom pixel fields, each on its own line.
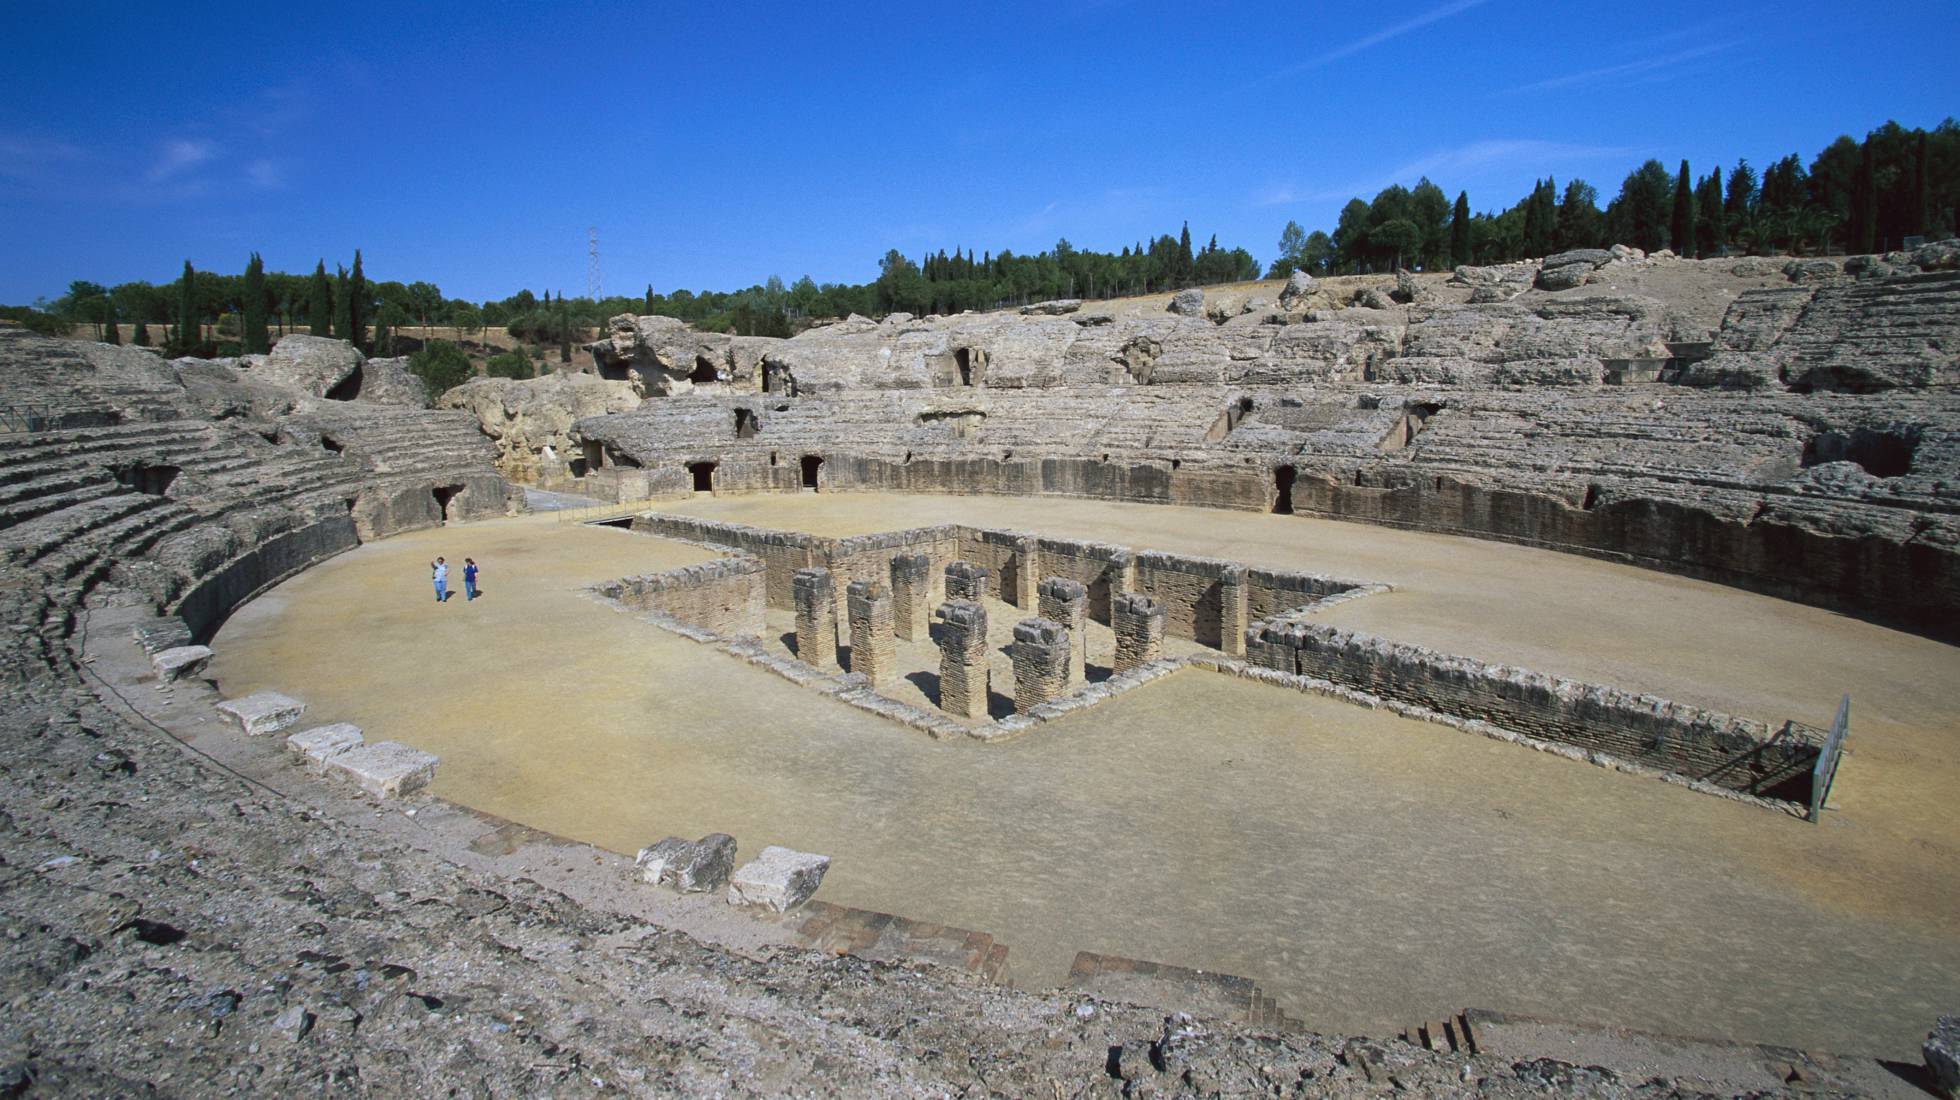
left=1268, top=118, right=1958, bottom=277
left=9, top=118, right=1951, bottom=368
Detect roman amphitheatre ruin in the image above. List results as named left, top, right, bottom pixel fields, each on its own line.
left=2, top=245, right=1958, bottom=1096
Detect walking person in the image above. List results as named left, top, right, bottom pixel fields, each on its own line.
left=432, top=556, right=448, bottom=603
left=463, top=557, right=479, bottom=601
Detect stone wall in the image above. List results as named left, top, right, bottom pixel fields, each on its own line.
left=1247, top=620, right=1821, bottom=800
left=176, top=516, right=361, bottom=641
left=602, top=557, right=767, bottom=638
left=631, top=513, right=819, bottom=609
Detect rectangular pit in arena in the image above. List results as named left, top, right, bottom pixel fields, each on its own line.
left=588, top=510, right=1826, bottom=813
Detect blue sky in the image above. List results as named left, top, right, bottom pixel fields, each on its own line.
left=2, top=0, right=1955, bottom=304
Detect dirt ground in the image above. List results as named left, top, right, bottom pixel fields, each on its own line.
left=206, top=497, right=1960, bottom=1060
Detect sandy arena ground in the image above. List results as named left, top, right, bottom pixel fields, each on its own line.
left=207, top=494, right=1960, bottom=1059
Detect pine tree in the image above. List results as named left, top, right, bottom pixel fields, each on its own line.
left=175, top=260, right=197, bottom=355
left=1671, top=160, right=1695, bottom=254
left=1450, top=191, right=1471, bottom=266
left=243, top=252, right=270, bottom=354
left=348, top=250, right=367, bottom=354
left=333, top=266, right=352, bottom=341
left=309, top=261, right=332, bottom=336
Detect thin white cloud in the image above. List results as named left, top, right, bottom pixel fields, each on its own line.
left=149, top=139, right=217, bottom=181
left=246, top=159, right=284, bottom=189
left=0, top=137, right=84, bottom=183
left=1497, top=41, right=1740, bottom=96
left=1294, top=0, right=1495, bottom=74
left=1254, top=139, right=1634, bottom=207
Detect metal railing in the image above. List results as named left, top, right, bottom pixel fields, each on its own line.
left=1809, top=694, right=1850, bottom=823
left=0, top=404, right=70, bottom=434
left=551, top=496, right=665, bottom=525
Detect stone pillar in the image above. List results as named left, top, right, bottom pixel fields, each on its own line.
left=1010, top=618, right=1071, bottom=712
left=846, top=579, right=896, bottom=687
left=1112, top=592, right=1165, bottom=674
left=934, top=601, right=990, bottom=719
left=1013, top=536, right=1039, bottom=609
left=792, top=567, right=838, bottom=672
left=1037, top=576, right=1088, bottom=684
left=1106, top=552, right=1137, bottom=621
left=945, top=560, right=992, bottom=603
left=889, top=552, right=932, bottom=642
left=1219, top=564, right=1248, bottom=657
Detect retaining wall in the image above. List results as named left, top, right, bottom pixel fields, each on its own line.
left=596, top=556, right=767, bottom=638
left=1247, top=620, right=1820, bottom=800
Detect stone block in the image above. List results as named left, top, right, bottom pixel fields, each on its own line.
left=934, top=599, right=990, bottom=719
left=728, top=845, right=831, bottom=912
left=216, top=691, right=306, bottom=736
left=792, top=567, right=839, bottom=672
left=1929, top=1015, right=1959, bottom=1099
left=285, top=723, right=364, bottom=767
left=324, top=741, right=438, bottom=799
left=945, top=560, right=992, bottom=603
left=1038, top=576, right=1089, bottom=683
left=1010, top=617, right=1072, bottom=712
left=637, top=833, right=737, bottom=892
left=846, top=579, right=896, bottom=687
left=889, top=552, right=932, bottom=642
left=1112, top=593, right=1166, bottom=674
left=151, top=645, right=213, bottom=684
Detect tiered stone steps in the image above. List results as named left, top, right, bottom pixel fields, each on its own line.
left=789, top=900, right=1010, bottom=984
left=1064, top=950, right=1302, bottom=1031
left=1399, top=1011, right=1479, bottom=1055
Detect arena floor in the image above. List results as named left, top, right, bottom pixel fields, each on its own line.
left=206, top=493, right=1960, bottom=1059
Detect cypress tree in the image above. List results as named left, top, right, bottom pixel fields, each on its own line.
left=1177, top=222, right=1194, bottom=285
left=133, top=320, right=150, bottom=347
left=1911, top=131, right=1931, bottom=238
left=644, top=284, right=654, bottom=314
left=1671, top=160, right=1694, bottom=255
left=243, top=252, right=270, bottom=354
left=372, top=311, right=392, bottom=357
left=333, top=266, right=352, bottom=341
left=1696, top=172, right=1725, bottom=256
left=309, top=261, right=332, bottom=335
left=1450, top=191, right=1471, bottom=267
left=175, top=260, right=197, bottom=355
left=558, top=292, right=572, bottom=362
left=1852, top=141, right=1878, bottom=253
left=348, top=250, right=367, bottom=354
left=101, top=300, right=120, bottom=345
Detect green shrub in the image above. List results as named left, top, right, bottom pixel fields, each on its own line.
left=484, top=346, right=534, bottom=379
left=407, top=340, right=474, bottom=394
left=0, top=306, right=71, bottom=337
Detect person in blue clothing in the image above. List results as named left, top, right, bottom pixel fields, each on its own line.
left=432, top=556, right=448, bottom=602
left=463, top=557, right=480, bottom=600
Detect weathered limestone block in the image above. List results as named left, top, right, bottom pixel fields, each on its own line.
left=1168, top=288, right=1205, bottom=316
left=945, top=560, right=992, bottom=603
left=934, top=600, right=990, bottom=719
left=846, top=579, right=896, bottom=687
left=151, top=645, right=212, bottom=683
left=638, top=833, right=738, bottom=892
left=792, top=567, right=839, bottom=671
left=324, top=741, right=438, bottom=799
left=285, top=723, right=364, bottom=767
left=728, top=845, right=831, bottom=912
left=216, top=691, right=306, bottom=736
left=1012, top=536, right=1039, bottom=608
left=1219, top=565, right=1248, bottom=658
left=1112, top=593, right=1166, bottom=673
left=1037, top=576, right=1089, bottom=683
left=1928, top=1015, right=1960, bottom=1099
left=1010, top=618, right=1072, bottom=712
left=889, top=552, right=932, bottom=641
left=259, top=334, right=362, bottom=398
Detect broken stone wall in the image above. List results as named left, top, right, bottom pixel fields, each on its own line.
left=609, top=557, right=767, bottom=638
left=630, top=514, right=819, bottom=610
left=1252, top=620, right=1820, bottom=799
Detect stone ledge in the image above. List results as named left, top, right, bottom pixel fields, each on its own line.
left=729, top=846, right=831, bottom=912
left=151, top=645, right=212, bottom=683
left=325, top=740, right=439, bottom=799
left=285, top=723, right=364, bottom=767
left=216, top=691, right=306, bottom=736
